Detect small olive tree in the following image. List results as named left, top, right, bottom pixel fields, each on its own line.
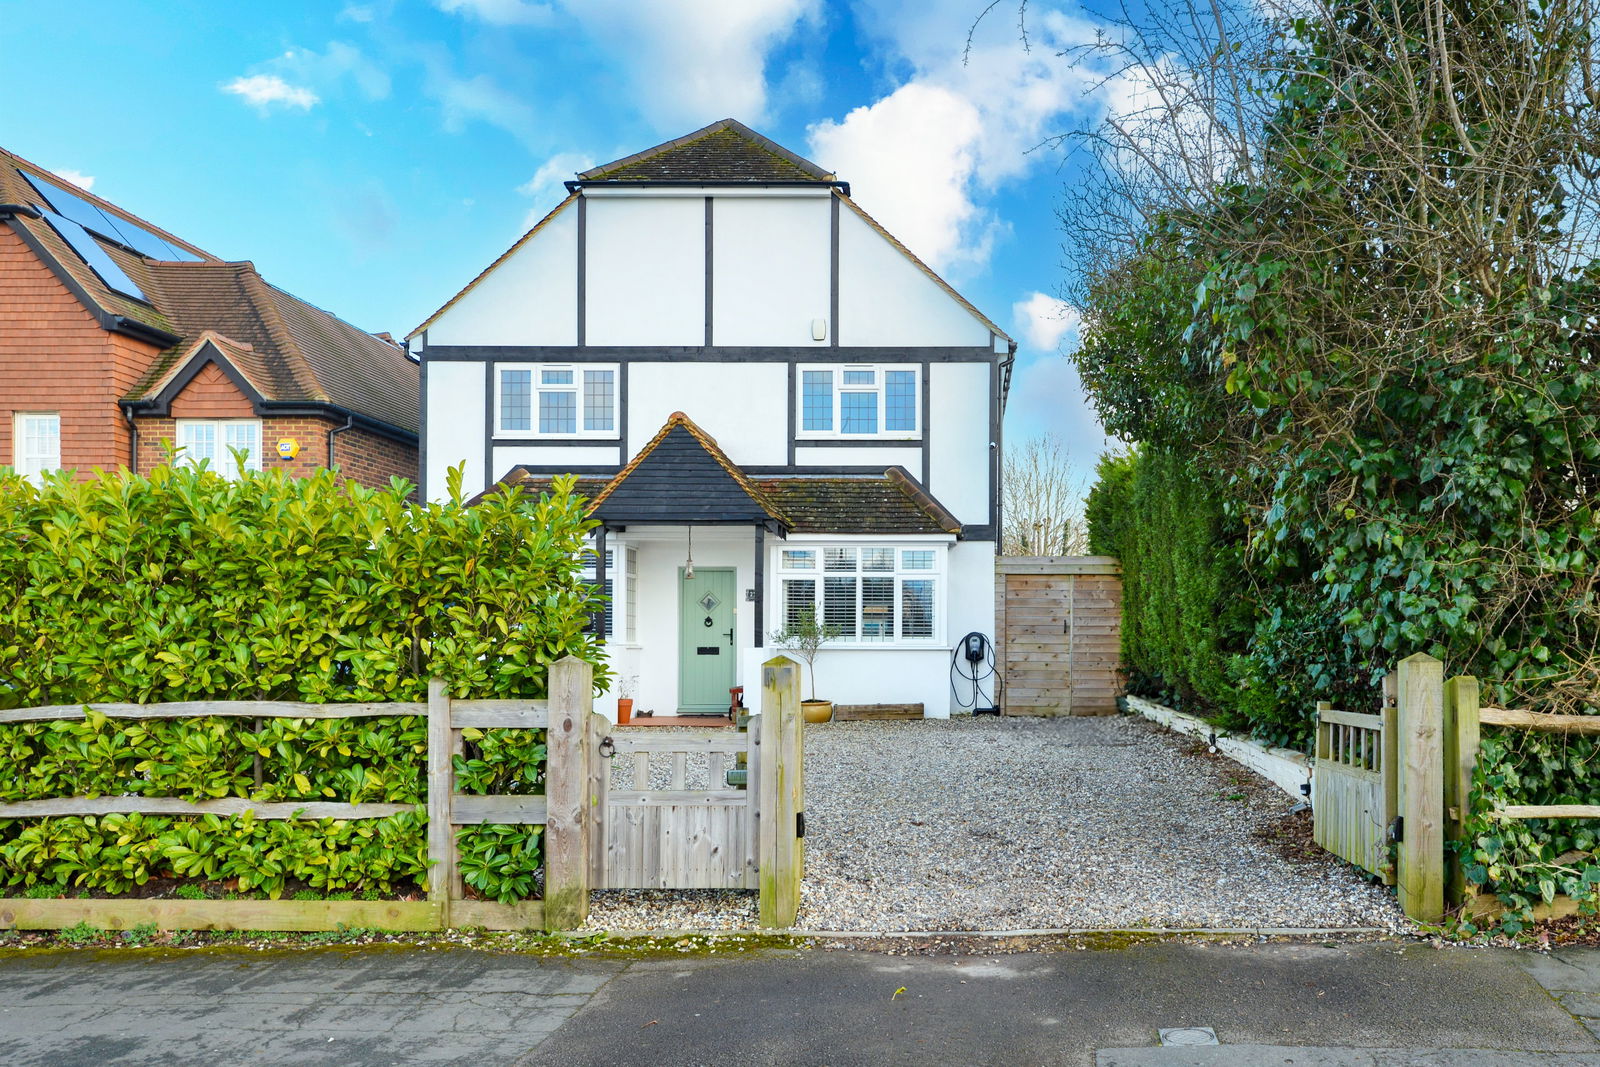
left=770, top=608, right=840, bottom=701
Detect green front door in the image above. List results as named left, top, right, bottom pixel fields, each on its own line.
left=678, top=567, right=737, bottom=713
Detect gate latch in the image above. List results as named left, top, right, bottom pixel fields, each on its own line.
left=796, top=811, right=806, bottom=838
left=1387, top=815, right=1403, bottom=844
left=598, top=736, right=616, bottom=760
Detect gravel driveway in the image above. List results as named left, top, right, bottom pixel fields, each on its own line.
left=585, top=713, right=1409, bottom=934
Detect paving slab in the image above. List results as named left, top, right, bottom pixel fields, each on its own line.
left=1098, top=1047, right=1600, bottom=1066
left=0, top=947, right=624, bottom=1067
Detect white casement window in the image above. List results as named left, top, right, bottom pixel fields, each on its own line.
left=777, top=545, right=942, bottom=646
left=497, top=363, right=618, bottom=439
left=796, top=364, right=920, bottom=440
left=175, top=419, right=262, bottom=479
left=13, top=412, right=61, bottom=481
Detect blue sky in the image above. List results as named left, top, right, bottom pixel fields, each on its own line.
left=1, top=0, right=1115, bottom=466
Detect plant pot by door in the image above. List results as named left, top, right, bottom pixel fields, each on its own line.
left=802, top=699, right=833, bottom=724
left=617, top=698, right=634, bottom=725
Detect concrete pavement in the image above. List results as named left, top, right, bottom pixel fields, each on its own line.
left=0, top=939, right=1598, bottom=1066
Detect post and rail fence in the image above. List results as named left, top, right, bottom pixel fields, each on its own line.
left=1313, top=652, right=1600, bottom=924
left=0, top=655, right=805, bottom=933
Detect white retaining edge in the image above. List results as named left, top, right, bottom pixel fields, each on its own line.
left=1124, top=695, right=1312, bottom=801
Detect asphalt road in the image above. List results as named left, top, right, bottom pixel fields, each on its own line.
left=1, top=939, right=1599, bottom=1066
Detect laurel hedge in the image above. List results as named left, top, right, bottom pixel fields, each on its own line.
left=0, top=463, right=601, bottom=902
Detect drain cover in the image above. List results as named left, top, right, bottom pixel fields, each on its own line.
left=1158, top=1027, right=1219, bottom=1046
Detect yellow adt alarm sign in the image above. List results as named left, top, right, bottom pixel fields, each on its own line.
left=277, top=438, right=300, bottom=460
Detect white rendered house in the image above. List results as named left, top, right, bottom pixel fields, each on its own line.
left=410, top=119, right=1014, bottom=718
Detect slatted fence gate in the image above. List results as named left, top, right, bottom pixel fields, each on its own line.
left=1312, top=690, right=1396, bottom=884
left=590, top=726, right=761, bottom=889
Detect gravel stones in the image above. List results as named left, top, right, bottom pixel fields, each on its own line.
left=584, top=714, right=1410, bottom=935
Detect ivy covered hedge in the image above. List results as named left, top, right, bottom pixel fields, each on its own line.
left=0, top=464, right=600, bottom=903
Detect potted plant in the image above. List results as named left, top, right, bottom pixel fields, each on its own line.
left=770, top=608, right=841, bottom=724
left=615, top=674, right=638, bottom=725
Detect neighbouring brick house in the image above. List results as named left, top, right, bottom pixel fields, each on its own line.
left=0, top=146, right=417, bottom=486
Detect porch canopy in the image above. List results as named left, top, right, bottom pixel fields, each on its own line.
left=479, top=411, right=964, bottom=644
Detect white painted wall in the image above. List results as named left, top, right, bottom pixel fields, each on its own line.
left=945, top=539, right=997, bottom=714
left=794, top=445, right=922, bottom=470
left=426, top=203, right=577, bottom=347
left=586, top=197, right=704, bottom=347
left=836, top=207, right=993, bottom=348
left=627, top=362, right=788, bottom=466
left=928, top=362, right=993, bottom=525
left=492, top=444, right=622, bottom=472
left=745, top=647, right=955, bottom=718
left=710, top=196, right=831, bottom=348
left=425, top=361, right=486, bottom=500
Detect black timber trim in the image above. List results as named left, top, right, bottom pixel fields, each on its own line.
left=921, top=363, right=932, bottom=485
left=786, top=363, right=796, bottom=466
left=619, top=361, right=630, bottom=460
left=829, top=195, right=840, bottom=347
left=424, top=346, right=996, bottom=363
left=962, top=525, right=998, bottom=542
left=576, top=197, right=587, bottom=347
left=794, top=438, right=921, bottom=448
left=483, top=361, right=494, bottom=488
left=703, top=196, right=713, bottom=347
left=989, top=358, right=1001, bottom=533
left=754, top=525, right=765, bottom=649
left=488, top=437, right=623, bottom=448
left=418, top=356, right=429, bottom=499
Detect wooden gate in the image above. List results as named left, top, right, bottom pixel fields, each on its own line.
left=587, top=656, right=804, bottom=924
left=1311, top=686, right=1397, bottom=884
left=995, top=556, right=1123, bottom=716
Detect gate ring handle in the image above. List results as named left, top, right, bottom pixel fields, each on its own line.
left=598, top=735, right=616, bottom=759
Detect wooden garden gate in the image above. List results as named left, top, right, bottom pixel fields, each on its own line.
left=995, top=556, right=1123, bottom=716
left=586, top=656, right=805, bottom=926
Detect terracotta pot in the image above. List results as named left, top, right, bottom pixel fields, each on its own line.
left=802, top=699, right=833, bottom=724
left=616, top=698, right=634, bottom=725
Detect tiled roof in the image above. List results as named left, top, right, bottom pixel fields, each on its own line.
left=588, top=412, right=788, bottom=524
left=758, top=469, right=962, bottom=535
left=579, top=119, right=834, bottom=183
left=470, top=470, right=612, bottom=507
left=1, top=145, right=417, bottom=435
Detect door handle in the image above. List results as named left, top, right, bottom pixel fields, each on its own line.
left=724, top=629, right=734, bottom=645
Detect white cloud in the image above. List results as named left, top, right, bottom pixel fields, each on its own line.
left=518, top=152, right=594, bottom=225
left=1003, top=353, right=1110, bottom=463
left=433, top=0, right=553, bottom=26
left=49, top=169, right=95, bottom=191
left=559, top=0, right=820, bottom=128
left=222, top=74, right=320, bottom=111
left=432, top=72, right=537, bottom=141
left=1013, top=291, right=1080, bottom=353
left=806, top=5, right=1107, bottom=274
left=280, top=42, right=392, bottom=101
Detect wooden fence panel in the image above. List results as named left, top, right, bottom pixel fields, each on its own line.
left=997, top=556, right=1123, bottom=716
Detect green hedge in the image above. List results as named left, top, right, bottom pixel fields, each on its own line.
left=0, top=463, right=600, bottom=902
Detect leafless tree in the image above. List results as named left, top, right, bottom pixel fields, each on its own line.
left=1002, top=436, right=1089, bottom=556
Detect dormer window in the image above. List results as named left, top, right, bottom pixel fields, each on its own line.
left=497, top=363, right=619, bottom=439
left=796, top=364, right=920, bottom=440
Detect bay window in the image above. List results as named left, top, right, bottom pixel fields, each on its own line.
left=797, top=364, right=920, bottom=439
left=778, top=545, right=941, bottom=645
left=498, top=363, right=618, bottom=439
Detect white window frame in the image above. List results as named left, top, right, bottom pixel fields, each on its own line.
left=581, top=541, right=633, bottom=641
left=774, top=541, right=945, bottom=648
left=496, top=363, right=619, bottom=440
left=174, top=419, right=263, bottom=480
left=795, top=363, right=921, bottom=441
left=13, top=412, right=61, bottom=481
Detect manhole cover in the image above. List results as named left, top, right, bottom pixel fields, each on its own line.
left=698, top=592, right=720, bottom=613
left=1158, top=1027, right=1219, bottom=1046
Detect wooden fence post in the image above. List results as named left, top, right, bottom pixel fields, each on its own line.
left=426, top=679, right=453, bottom=929
left=544, top=656, right=593, bottom=931
left=1443, top=674, right=1481, bottom=908
left=758, top=656, right=803, bottom=928
left=1396, top=652, right=1445, bottom=923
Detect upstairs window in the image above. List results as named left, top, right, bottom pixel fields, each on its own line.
left=796, top=364, right=920, bottom=440
left=175, top=419, right=262, bottom=480
left=498, top=363, right=618, bottom=439
left=13, top=413, right=60, bottom=481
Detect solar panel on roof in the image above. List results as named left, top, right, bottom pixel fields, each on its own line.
left=41, top=212, right=149, bottom=301
left=19, top=168, right=200, bottom=261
